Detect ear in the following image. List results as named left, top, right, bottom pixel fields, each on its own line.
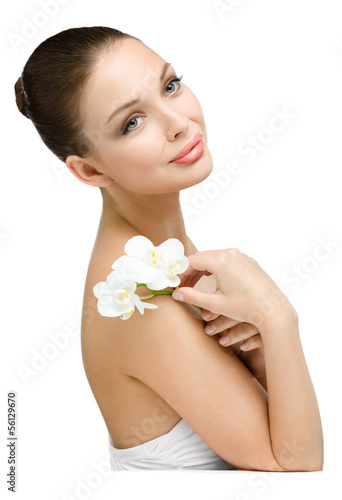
left=66, top=155, right=113, bottom=187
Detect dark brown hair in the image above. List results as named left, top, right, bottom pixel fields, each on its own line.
left=14, top=26, right=140, bottom=163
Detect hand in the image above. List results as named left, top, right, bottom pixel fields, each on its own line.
left=202, top=310, right=266, bottom=382
left=172, top=248, right=295, bottom=332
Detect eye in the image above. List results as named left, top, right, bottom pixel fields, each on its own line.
left=122, top=74, right=184, bottom=135
left=122, top=116, right=143, bottom=134
left=165, top=75, right=183, bottom=94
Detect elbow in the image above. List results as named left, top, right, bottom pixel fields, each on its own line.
left=284, top=462, right=323, bottom=472
left=310, top=462, right=324, bottom=472
left=278, top=456, right=324, bottom=472
left=271, top=447, right=324, bottom=472
left=305, top=454, right=324, bottom=472
left=272, top=438, right=324, bottom=472
left=294, top=457, right=324, bottom=472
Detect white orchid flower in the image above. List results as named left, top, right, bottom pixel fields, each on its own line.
left=112, top=235, right=189, bottom=290
left=93, top=269, right=158, bottom=319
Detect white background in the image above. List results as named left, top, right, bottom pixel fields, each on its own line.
left=1, top=0, right=342, bottom=498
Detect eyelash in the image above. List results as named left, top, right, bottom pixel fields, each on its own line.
left=122, top=74, right=183, bottom=135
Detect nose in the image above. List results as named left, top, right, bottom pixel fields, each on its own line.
left=157, top=100, right=189, bottom=141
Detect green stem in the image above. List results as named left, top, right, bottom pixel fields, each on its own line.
left=137, top=283, right=203, bottom=311
left=192, top=304, right=204, bottom=311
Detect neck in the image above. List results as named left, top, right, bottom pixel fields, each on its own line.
left=98, top=186, right=191, bottom=255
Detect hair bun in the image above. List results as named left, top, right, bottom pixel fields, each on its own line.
left=15, top=76, right=28, bottom=118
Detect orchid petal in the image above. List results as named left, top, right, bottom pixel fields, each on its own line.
left=131, top=295, right=144, bottom=315
left=140, top=301, right=159, bottom=309
left=167, top=275, right=181, bottom=287
left=120, top=310, right=135, bottom=320
left=118, top=259, right=161, bottom=283
left=132, top=294, right=158, bottom=314
left=124, top=235, right=154, bottom=257
left=141, top=247, right=163, bottom=268
left=97, top=297, right=133, bottom=317
left=157, top=238, right=185, bottom=261
left=178, top=255, right=190, bottom=273
left=146, top=275, right=172, bottom=290
left=111, top=255, right=138, bottom=273
left=93, top=281, right=111, bottom=299
left=106, top=269, right=136, bottom=291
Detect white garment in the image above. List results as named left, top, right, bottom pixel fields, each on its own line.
left=108, top=418, right=237, bottom=470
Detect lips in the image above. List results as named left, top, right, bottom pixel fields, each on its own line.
left=170, top=133, right=202, bottom=162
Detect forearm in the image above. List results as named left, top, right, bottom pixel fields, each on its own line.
left=234, top=346, right=268, bottom=392
left=260, top=308, right=324, bottom=471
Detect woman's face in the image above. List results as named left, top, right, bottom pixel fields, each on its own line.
left=80, top=37, right=213, bottom=194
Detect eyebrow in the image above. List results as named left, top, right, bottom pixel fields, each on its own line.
left=105, top=62, right=171, bottom=126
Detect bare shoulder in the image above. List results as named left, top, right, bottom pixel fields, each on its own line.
left=80, top=228, right=147, bottom=359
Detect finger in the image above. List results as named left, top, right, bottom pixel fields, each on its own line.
left=177, top=250, right=224, bottom=287
left=203, top=316, right=240, bottom=335
left=178, top=269, right=212, bottom=289
left=218, top=323, right=259, bottom=346
left=201, top=309, right=220, bottom=321
left=171, top=286, right=226, bottom=315
left=239, top=334, right=263, bottom=352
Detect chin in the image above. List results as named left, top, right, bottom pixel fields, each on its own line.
left=182, top=153, right=214, bottom=189
left=144, top=152, right=214, bottom=194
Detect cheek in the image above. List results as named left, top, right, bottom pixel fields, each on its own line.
left=182, top=87, right=205, bottom=122
left=120, top=137, right=161, bottom=174
left=110, top=138, right=162, bottom=192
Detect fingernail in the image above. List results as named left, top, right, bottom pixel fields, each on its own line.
left=172, top=291, right=184, bottom=301
left=202, top=312, right=214, bottom=320
left=240, top=341, right=248, bottom=350
left=219, top=335, right=230, bottom=346
left=204, top=325, right=215, bottom=335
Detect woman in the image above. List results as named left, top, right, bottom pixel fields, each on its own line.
left=15, top=26, right=323, bottom=471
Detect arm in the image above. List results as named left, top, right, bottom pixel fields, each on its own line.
left=194, top=302, right=323, bottom=470
left=172, top=248, right=324, bottom=471
left=229, top=341, right=268, bottom=392
left=194, top=272, right=268, bottom=390
left=257, top=308, right=324, bottom=470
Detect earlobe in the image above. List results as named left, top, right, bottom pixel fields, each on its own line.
left=65, top=155, right=113, bottom=187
